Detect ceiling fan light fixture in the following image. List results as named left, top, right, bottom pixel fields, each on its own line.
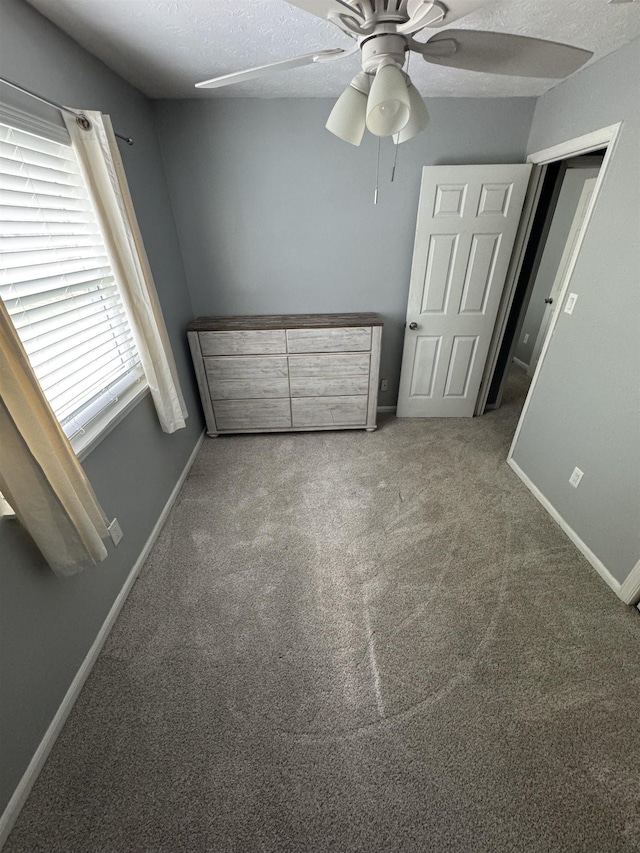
left=326, top=72, right=371, bottom=146
left=365, top=62, right=410, bottom=137
left=393, top=81, right=429, bottom=144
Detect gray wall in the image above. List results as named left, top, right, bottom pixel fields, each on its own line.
left=155, top=97, right=535, bottom=406
left=515, top=166, right=600, bottom=366
left=512, top=38, right=640, bottom=585
left=0, top=0, right=204, bottom=813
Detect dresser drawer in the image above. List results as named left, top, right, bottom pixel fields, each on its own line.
left=290, top=375, right=369, bottom=397
left=213, top=398, right=292, bottom=431
left=288, top=353, right=370, bottom=378
left=205, top=356, right=288, bottom=400
left=291, top=395, right=368, bottom=427
left=286, top=327, right=371, bottom=353
left=199, top=329, right=286, bottom=356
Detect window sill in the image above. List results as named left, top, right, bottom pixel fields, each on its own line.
left=73, top=382, right=150, bottom=462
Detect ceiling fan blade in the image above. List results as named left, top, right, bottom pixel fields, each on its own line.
left=285, top=0, right=359, bottom=21
left=195, top=49, right=347, bottom=90
left=416, top=0, right=494, bottom=29
left=421, top=30, right=593, bottom=77
left=397, top=1, right=446, bottom=35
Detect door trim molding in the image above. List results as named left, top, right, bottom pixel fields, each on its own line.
left=507, top=121, right=622, bottom=457
left=478, top=123, right=623, bottom=417
left=526, top=123, right=623, bottom=165
left=620, top=560, right=640, bottom=606
left=0, top=431, right=205, bottom=849
left=503, top=122, right=626, bottom=602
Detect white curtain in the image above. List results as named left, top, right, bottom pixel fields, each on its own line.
left=0, top=299, right=110, bottom=576
left=64, top=111, right=188, bottom=434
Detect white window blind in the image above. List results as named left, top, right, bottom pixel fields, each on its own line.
left=0, top=121, right=144, bottom=444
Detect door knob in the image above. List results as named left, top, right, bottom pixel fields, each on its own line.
left=409, top=322, right=418, bottom=330
left=544, top=298, right=553, bottom=304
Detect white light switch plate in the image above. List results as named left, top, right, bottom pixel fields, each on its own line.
left=569, top=467, right=584, bottom=488
left=108, top=518, right=123, bottom=546
left=564, top=293, right=578, bottom=314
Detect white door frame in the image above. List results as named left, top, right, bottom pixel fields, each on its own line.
left=476, top=122, right=623, bottom=417
left=620, top=559, right=640, bottom=606
left=504, top=122, right=636, bottom=602
left=507, top=122, right=622, bottom=455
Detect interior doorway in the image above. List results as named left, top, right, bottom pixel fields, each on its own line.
left=486, top=151, right=604, bottom=417
left=476, top=123, right=621, bottom=428
left=525, top=165, right=600, bottom=378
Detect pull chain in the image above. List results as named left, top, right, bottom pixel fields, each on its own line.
left=374, top=136, right=381, bottom=204
left=392, top=51, right=410, bottom=183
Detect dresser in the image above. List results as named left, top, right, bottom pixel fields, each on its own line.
left=187, top=313, right=383, bottom=436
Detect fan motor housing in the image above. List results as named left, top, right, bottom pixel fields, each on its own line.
left=360, top=32, right=408, bottom=72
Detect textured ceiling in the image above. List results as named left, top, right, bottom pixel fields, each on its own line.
left=24, top=0, right=640, bottom=99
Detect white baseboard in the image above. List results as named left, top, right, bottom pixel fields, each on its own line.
left=0, top=431, right=205, bottom=850
left=377, top=406, right=397, bottom=413
left=512, top=357, right=529, bottom=371
left=507, top=458, right=625, bottom=600
left=620, top=559, right=640, bottom=606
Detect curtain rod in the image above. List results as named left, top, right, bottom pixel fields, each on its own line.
left=0, top=76, right=134, bottom=145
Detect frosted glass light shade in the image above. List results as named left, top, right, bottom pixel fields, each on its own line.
left=366, top=64, right=410, bottom=137
left=326, top=77, right=369, bottom=146
left=393, top=83, right=429, bottom=144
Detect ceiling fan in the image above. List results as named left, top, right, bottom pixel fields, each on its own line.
left=196, top=0, right=593, bottom=146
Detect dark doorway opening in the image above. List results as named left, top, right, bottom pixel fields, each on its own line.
left=484, top=149, right=606, bottom=412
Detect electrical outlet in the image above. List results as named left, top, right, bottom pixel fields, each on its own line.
left=569, top=467, right=584, bottom=488
left=108, top=518, right=123, bottom=546
left=523, top=333, right=529, bottom=344
left=564, top=293, right=578, bottom=314
left=380, top=379, right=388, bottom=392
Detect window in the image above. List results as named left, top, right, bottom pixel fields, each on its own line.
left=0, top=121, right=146, bottom=454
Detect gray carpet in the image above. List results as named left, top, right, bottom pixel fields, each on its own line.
left=6, top=366, right=640, bottom=852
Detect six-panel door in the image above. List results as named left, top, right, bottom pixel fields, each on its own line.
left=397, top=164, right=532, bottom=417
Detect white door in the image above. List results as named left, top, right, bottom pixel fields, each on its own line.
left=397, top=164, right=531, bottom=417
left=527, top=176, right=597, bottom=377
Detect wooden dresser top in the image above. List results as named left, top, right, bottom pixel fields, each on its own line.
left=187, top=313, right=384, bottom=332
